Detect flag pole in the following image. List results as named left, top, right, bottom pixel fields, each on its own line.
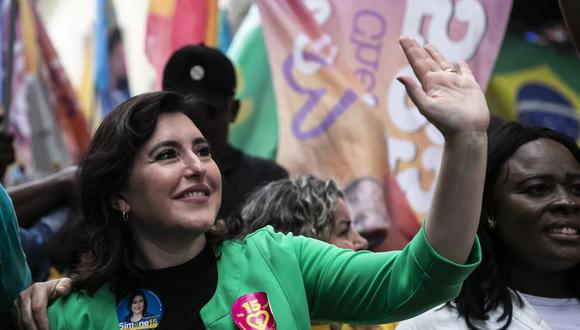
left=2, top=0, right=17, bottom=132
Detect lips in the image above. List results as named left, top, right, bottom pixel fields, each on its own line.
left=544, top=223, right=579, bottom=241
left=175, top=184, right=211, bottom=201
left=546, top=227, right=578, bottom=235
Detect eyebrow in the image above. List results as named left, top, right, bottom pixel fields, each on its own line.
left=517, top=173, right=580, bottom=184
left=147, top=137, right=208, bottom=157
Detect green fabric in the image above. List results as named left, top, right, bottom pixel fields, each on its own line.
left=485, top=33, right=580, bottom=141
left=227, top=5, right=279, bottom=160
left=49, top=225, right=481, bottom=329
left=491, top=33, right=580, bottom=85
left=0, top=184, right=32, bottom=312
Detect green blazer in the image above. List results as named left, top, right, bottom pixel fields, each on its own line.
left=49, top=225, right=481, bottom=329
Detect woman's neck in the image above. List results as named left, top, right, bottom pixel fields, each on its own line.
left=505, top=262, right=576, bottom=298
left=131, top=233, right=207, bottom=270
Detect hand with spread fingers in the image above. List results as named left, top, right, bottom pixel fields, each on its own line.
left=397, top=37, right=490, bottom=139
left=396, top=37, right=488, bottom=264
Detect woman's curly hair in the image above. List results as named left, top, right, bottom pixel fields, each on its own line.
left=227, top=175, right=344, bottom=241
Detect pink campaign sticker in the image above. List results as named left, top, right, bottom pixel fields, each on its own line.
left=231, top=292, right=276, bottom=330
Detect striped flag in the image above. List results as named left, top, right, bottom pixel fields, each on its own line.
left=33, top=3, right=90, bottom=163
left=5, top=0, right=89, bottom=174
left=145, top=0, right=223, bottom=87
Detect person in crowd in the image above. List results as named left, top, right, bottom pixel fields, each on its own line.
left=0, top=127, right=79, bottom=273
left=8, top=167, right=79, bottom=281
left=344, top=176, right=391, bottom=250
left=124, top=290, right=148, bottom=323
left=0, top=131, right=29, bottom=325
left=0, top=127, right=75, bottom=324
left=0, top=184, right=31, bottom=314
left=162, top=44, right=288, bottom=220
left=2, top=155, right=77, bottom=229
left=397, top=122, right=580, bottom=329
left=229, top=175, right=368, bottom=251
left=18, top=206, right=70, bottom=281
left=101, top=27, right=131, bottom=113
left=15, top=37, right=489, bottom=329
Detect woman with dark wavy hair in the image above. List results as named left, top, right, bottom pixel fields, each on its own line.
left=124, top=289, right=148, bottom=323
left=398, top=122, right=580, bottom=329
left=17, top=39, right=490, bottom=330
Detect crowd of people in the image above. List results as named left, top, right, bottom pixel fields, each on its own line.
left=0, top=33, right=578, bottom=330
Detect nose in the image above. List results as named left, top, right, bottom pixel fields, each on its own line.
left=183, top=151, right=206, bottom=178
left=354, top=215, right=389, bottom=250
left=550, top=187, right=579, bottom=214
left=351, top=230, right=369, bottom=251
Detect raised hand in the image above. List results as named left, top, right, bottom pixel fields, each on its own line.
left=397, top=37, right=490, bottom=138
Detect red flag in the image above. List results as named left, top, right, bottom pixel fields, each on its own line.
left=145, top=0, right=218, bottom=87
left=33, top=4, right=90, bottom=163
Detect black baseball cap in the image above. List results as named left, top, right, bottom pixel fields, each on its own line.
left=162, top=44, right=236, bottom=108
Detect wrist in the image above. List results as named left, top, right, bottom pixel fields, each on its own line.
left=445, top=130, right=487, bottom=147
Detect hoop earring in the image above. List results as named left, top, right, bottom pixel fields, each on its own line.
left=122, top=211, right=129, bottom=222
left=487, top=216, right=496, bottom=230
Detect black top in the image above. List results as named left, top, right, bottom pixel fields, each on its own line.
left=218, top=147, right=288, bottom=220
left=118, top=244, right=218, bottom=329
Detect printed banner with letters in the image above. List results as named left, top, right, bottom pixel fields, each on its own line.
left=256, top=0, right=512, bottom=250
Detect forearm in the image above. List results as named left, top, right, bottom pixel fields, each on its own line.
left=425, top=131, right=487, bottom=264
left=7, top=173, right=71, bottom=227
left=305, top=226, right=480, bottom=323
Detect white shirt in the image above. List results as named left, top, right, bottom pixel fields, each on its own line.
left=520, top=293, right=580, bottom=330
left=396, top=291, right=560, bottom=329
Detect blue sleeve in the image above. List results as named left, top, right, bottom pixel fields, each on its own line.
left=0, top=184, right=31, bottom=312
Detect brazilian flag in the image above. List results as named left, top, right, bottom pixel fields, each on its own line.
left=487, top=33, right=580, bottom=141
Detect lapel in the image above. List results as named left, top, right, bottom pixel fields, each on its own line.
left=200, top=241, right=243, bottom=327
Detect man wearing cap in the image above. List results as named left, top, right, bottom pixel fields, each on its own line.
left=163, top=44, right=288, bottom=221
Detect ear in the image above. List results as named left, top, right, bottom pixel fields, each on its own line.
left=230, top=99, right=240, bottom=123
left=111, top=194, right=130, bottom=213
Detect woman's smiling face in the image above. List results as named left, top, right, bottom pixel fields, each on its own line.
left=491, top=138, right=580, bottom=272
left=131, top=295, right=145, bottom=315
left=117, top=112, right=222, bottom=240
